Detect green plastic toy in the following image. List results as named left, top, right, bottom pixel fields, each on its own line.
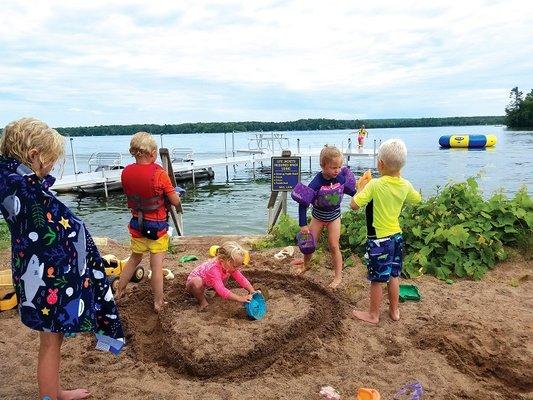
left=179, top=255, right=199, bottom=263
left=399, top=284, right=421, bottom=302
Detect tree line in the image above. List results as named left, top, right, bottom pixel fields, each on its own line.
left=505, top=87, right=533, bottom=128
left=56, top=116, right=504, bottom=137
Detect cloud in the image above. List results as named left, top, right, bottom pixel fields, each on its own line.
left=0, top=0, right=532, bottom=126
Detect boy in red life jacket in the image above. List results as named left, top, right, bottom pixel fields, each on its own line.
left=116, top=131, right=181, bottom=313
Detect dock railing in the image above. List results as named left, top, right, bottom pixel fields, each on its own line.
left=88, top=152, right=123, bottom=172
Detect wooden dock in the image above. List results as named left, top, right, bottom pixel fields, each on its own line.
left=52, top=136, right=378, bottom=195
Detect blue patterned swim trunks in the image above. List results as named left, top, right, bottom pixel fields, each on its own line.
left=365, top=233, right=404, bottom=282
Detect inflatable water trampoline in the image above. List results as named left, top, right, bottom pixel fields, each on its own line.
left=439, top=134, right=496, bottom=149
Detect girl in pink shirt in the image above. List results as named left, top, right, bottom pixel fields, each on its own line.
left=186, top=241, right=255, bottom=310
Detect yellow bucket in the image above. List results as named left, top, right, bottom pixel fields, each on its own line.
left=0, top=270, right=17, bottom=311
left=0, top=270, right=14, bottom=293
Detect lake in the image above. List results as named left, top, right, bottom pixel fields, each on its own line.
left=55, top=125, right=532, bottom=240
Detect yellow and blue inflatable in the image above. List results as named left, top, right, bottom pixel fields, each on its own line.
left=439, top=134, right=496, bottom=148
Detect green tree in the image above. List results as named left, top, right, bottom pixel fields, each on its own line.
left=505, top=87, right=523, bottom=127
left=505, top=87, right=533, bottom=128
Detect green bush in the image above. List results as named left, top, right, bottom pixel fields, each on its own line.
left=343, top=178, right=532, bottom=280
left=253, top=213, right=300, bottom=250
left=0, top=220, right=10, bottom=251
left=267, top=178, right=533, bottom=281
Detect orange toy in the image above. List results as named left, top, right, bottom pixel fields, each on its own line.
left=356, top=170, right=373, bottom=192
left=356, top=388, right=380, bottom=400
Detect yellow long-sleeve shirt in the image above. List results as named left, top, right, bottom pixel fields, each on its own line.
left=353, top=175, right=421, bottom=238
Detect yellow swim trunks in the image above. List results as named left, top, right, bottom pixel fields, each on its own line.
left=130, top=234, right=169, bottom=254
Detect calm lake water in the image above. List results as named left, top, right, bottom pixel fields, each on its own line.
left=54, top=126, right=532, bottom=240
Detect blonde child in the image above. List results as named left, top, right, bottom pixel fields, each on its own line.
left=186, top=241, right=255, bottom=310
left=294, top=146, right=356, bottom=288
left=350, top=138, right=421, bottom=324
left=116, top=132, right=181, bottom=313
left=0, top=118, right=124, bottom=400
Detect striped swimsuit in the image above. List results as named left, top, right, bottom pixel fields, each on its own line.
left=298, top=172, right=356, bottom=226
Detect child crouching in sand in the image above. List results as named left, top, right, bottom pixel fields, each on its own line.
left=186, top=241, right=255, bottom=310
left=350, top=139, right=421, bottom=324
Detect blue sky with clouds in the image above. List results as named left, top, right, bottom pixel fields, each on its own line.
left=1, top=0, right=532, bottom=127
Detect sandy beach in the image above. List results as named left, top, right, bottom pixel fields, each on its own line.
left=0, top=235, right=532, bottom=400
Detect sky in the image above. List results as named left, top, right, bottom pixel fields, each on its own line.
left=1, top=0, right=532, bottom=127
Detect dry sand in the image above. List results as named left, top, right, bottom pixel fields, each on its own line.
left=0, top=235, right=532, bottom=399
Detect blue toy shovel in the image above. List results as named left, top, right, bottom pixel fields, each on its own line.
left=244, top=292, right=267, bottom=320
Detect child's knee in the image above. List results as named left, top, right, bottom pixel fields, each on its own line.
left=187, top=277, right=204, bottom=290
left=328, top=242, right=341, bottom=253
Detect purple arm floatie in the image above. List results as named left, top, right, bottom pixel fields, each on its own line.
left=340, top=166, right=356, bottom=196
left=291, top=182, right=316, bottom=207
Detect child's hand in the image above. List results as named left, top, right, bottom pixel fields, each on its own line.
left=300, top=225, right=310, bottom=234
left=240, top=294, right=253, bottom=303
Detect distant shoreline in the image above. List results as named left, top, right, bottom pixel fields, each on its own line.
left=56, top=116, right=505, bottom=137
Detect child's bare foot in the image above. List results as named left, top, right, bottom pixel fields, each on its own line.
left=199, top=299, right=209, bottom=311
left=58, top=388, right=91, bottom=400
left=328, top=277, right=342, bottom=288
left=295, top=264, right=310, bottom=275
left=291, top=259, right=309, bottom=275
left=351, top=310, right=379, bottom=324
left=389, top=308, right=400, bottom=321
left=154, top=301, right=168, bottom=314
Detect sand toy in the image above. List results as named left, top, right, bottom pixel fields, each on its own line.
left=208, top=245, right=250, bottom=265
left=296, top=232, right=316, bottom=255
left=274, top=246, right=295, bottom=260
left=399, top=284, right=421, bottom=302
left=244, top=292, right=267, bottom=320
left=319, top=386, right=341, bottom=400
left=393, top=380, right=424, bottom=399
left=103, top=254, right=145, bottom=283
left=356, top=388, right=381, bottom=400
left=147, top=268, right=175, bottom=280
left=102, top=255, right=145, bottom=293
left=179, top=255, right=199, bottom=263
left=356, top=170, right=373, bottom=192
left=0, top=270, right=17, bottom=311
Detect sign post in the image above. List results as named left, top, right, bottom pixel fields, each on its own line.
left=267, top=150, right=301, bottom=231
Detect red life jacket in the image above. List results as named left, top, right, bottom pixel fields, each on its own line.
left=121, top=163, right=167, bottom=228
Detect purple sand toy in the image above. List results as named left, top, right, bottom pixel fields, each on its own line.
left=393, top=381, right=424, bottom=400
left=296, top=232, right=316, bottom=254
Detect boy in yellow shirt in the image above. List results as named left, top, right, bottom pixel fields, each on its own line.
left=350, top=138, right=421, bottom=323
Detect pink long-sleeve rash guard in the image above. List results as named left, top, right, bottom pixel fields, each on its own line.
left=187, top=258, right=251, bottom=299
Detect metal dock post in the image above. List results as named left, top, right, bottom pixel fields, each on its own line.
left=69, top=138, right=78, bottom=174
left=232, top=130, right=236, bottom=172
left=224, top=132, right=229, bottom=181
